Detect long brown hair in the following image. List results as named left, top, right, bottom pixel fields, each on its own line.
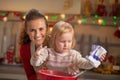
left=19, top=9, right=48, bottom=45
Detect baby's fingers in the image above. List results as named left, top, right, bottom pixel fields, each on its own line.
left=100, top=54, right=106, bottom=61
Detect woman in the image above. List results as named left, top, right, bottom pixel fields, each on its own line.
left=19, top=9, right=48, bottom=80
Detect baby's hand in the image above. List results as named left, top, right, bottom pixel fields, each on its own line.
left=68, top=64, right=80, bottom=75
left=99, top=53, right=106, bottom=61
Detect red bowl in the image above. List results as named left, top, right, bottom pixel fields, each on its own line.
left=37, top=70, right=77, bottom=80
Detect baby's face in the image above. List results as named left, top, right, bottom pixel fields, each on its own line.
left=55, top=32, right=73, bottom=53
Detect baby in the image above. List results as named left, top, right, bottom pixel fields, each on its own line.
left=30, top=21, right=106, bottom=75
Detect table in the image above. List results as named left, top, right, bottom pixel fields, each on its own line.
left=0, top=64, right=27, bottom=80
left=77, top=70, right=120, bottom=80
left=0, top=64, right=120, bottom=80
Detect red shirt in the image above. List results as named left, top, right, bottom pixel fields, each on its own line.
left=20, top=43, right=37, bottom=80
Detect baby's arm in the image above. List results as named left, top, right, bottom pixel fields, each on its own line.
left=74, top=51, right=94, bottom=69
left=68, top=50, right=93, bottom=75
left=30, top=46, right=48, bottom=67
left=68, top=46, right=107, bottom=75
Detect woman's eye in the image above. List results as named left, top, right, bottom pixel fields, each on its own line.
left=39, top=27, right=44, bottom=31
left=30, top=29, right=35, bottom=32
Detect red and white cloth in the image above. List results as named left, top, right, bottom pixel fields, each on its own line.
left=6, top=50, right=14, bottom=64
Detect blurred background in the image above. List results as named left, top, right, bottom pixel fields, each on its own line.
left=0, top=0, right=120, bottom=80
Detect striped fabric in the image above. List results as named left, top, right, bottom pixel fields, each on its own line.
left=30, top=48, right=94, bottom=74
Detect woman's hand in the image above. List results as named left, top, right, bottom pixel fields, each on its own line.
left=30, top=45, right=48, bottom=67
left=33, top=45, right=47, bottom=58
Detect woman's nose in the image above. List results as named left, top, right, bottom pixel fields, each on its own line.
left=36, top=30, right=41, bottom=37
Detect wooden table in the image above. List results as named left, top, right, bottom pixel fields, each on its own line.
left=0, top=64, right=119, bottom=80
left=0, top=64, right=27, bottom=80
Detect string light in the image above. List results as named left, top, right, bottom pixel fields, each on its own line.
left=51, top=15, right=58, bottom=19
left=3, top=17, right=7, bottom=22
left=118, top=26, right=120, bottom=30
left=49, top=27, right=53, bottom=32
left=92, top=20, right=96, bottom=24
left=102, top=20, right=106, bottom=26
left=77, top=19, right=82, bottom=24
left=45, top=15, right=48, bottom=20
left=0, top=11, right=24, bottom=21
left=82, top=18, right=87, bottom=23
left=113, top=21, right=117, bottom=26
left=1, top=11, right=6, bottom=16
left=98, top=19, right=103, bottom=25
left=94, top=14, right=99, bottom=18
left=113, top=16, right=117, bottom=19
left=60, top=14, right=66, bottom=19
left=0, top=11, right=119, bottom=27
left=22, top=15, right=26, bottom=20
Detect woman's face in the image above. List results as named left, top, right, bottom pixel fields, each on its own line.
left=26, top=18, right=47, bottom=47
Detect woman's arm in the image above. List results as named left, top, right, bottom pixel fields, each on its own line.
left=30, top=46, right=48, bottom=67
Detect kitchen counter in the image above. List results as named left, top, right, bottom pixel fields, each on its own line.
left=77, top=70, right=120, bottom=80
left=0, top=63, right=27, bottom=80
left=0, top=64, right=120, bottom=80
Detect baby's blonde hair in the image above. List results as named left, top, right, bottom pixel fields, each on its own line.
left=50, top=21, right=75, bottom=51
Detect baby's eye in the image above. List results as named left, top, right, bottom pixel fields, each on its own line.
left=68, top=40, right=72, bottom=43
left=60, top=41, right=63, bottom=42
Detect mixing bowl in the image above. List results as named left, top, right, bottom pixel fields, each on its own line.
left=37, top=70, right=77, bottom=80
